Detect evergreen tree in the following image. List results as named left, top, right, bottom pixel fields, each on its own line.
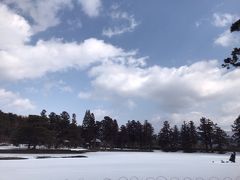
left=0, top=111, right=23, bottom=143
left=60, top=111, right=70, bottom=124
left=72, top=113, right=77, bottom=125
left=58, top=111, right=71, bottom=147
left=232, top=115, right=240, bottom=146
left=40, top=109, right=47, bottom=118
left=198, top=117, right=214, bottom=152
left=189, top=121, right=198, bottom=149
left=158, top=121, right=172, bottom=151
left=180, top=121, right=198, bottom=152
left=118, top=125, right=128, bottom=149
left=170, top=125, right=180, bottom=151
left=100, top=116, right=118, bottom=149
left=82, top=110, right=96, bottom=145
left=68, top=121, right=82, bottom=147
left=48, top=112, right=59, bottom=148
left=213, top=124, right=228, bottom=152
left=135, top=121, right=143, bottom=148
left=95, top=121, right=102, bottom=140
left=180, top=121, right=191, bottom=152
left=126, top=120, right=136, bottom=148
left=13, top=115, right=53, bottom=149
left=142, top=120, right=154, bottom=149
left=112, top=119, right=119, bottom=147
left=126, top=120, right=143, bottom=148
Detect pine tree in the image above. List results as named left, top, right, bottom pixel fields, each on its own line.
left=82, top=110, right=96, bottom=145
left=118, top=125, right=128, bottom=149
left=100, top=116, right=118, bottom=149
left=180, top=121, right=191, bottom=152
left=126, top=120, right=137, bottom=148
left=60, top=111, right=70, bottom=124
left=232, top=115, right=240, bottom=146
left=95, top=121, right=102, bottom=140
left=112, top=119, right=119, bottom=147
left=135, top=121, right=143, bottom=148
left=68, top=114, right=81, bottom=147
left=189, top=121, right=198, bottom=149
left=14, top=115, right=52, bottom=149
left=170, top=125, right=180, bottom=151
left=72, top=113, right=77, bottom=125
left=180, top=121, right=198, bottom=152
left=198, top=117, right=214, bottom=152
left=142, top=120, right=154, bottom=149
left=158, top=121, right=172, bottom=151
left=40, top=109, right=47, bottom=118
left=213, top=124, right=228, bottom=152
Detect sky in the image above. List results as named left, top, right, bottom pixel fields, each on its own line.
left=1, top=0, right=240, bottom=130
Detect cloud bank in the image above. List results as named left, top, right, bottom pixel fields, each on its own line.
left=0, top=3, right=143, bottom=80
left=87, top=60, right=240, bottom=129
left=1, top=2, right=240, bottom=129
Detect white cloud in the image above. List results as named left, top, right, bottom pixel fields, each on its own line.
left=212, top=13, right=238, bottom=27
left=214, top=30, right=240, bottom=47
left=102, top=11, right=140, bottom=38
left=86, top=60, right=240, bottom=129
left=3, top=0, right=73, bottom=33
left=0, top=4, right=32, bottom=50
left=0, top=88, right=35, bottom=113
left=0, top=38, right=144, bottom=80
left=0, top=4, right=144, bottom=80
left=78, top=0, right=102, bottom=17
left=89, top=60, right=225, bottom=103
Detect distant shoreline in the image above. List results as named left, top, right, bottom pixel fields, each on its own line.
left=0, top=149, right=88, bottom=154
left=0, top=147, right=238, bottom=154
left=0, top=155, right=87, bottom=160
left=0, top=148, right=154, bottom=154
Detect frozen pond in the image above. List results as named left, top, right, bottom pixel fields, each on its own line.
left=0, top=151, right=239, bottom=180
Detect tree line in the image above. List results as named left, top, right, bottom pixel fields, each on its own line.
left=0, top=109, right=239, bottom=152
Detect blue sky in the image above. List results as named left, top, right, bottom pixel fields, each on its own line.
left=1, top=0, right=240, bottom=130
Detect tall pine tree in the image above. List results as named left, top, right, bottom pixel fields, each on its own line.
left=232, top=115, right=240, bottom=146
left=82, top=110, right=96, bottom=145
left=198, top=117, right=214, bottom=152
left=213, top=124, right=228, bottom=152
left=158, top=121, right=172, bottom=151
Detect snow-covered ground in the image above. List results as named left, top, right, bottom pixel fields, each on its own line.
left=0, top=151, right=239, bottom=180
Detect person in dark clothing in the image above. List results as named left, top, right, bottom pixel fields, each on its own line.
left=229, top=152, right=236, bottom=163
